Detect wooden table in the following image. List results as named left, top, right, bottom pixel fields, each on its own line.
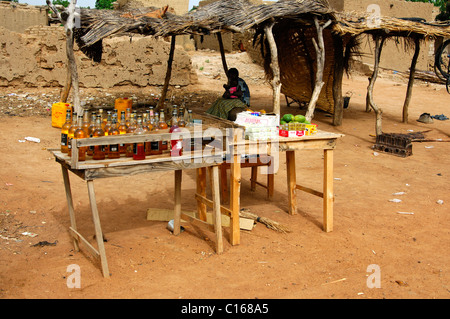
left=210, top=129, right=344, bottom=246
left=51, top=131, right=225, bottom=278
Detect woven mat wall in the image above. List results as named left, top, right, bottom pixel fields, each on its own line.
left=274, top=22, right=335, bottom=114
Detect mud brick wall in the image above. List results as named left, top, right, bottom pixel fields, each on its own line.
left=0, top=25, right=197, bottom=89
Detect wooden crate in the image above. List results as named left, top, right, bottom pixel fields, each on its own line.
left=58, top=112, right=244, bottom=170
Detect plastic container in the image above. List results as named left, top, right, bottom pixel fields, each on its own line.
left=51, top=102, right=72, bottom=128
left=115, top=97, right=132, bottom=118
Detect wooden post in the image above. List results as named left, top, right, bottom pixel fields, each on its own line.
left=264, top=20, right=282, bottom=116
left=60, top=67, right=72, bottom=103
left=209, top=166, right=223, bottom=254
left=217, top=32, right=228, bottom=75
left=286, top=150, right=297, bottom=215
left=366, top=35, right=385, bottom=136
left=173, top=170, right=182, bottom=236
left=196, top=167, right=207, bottom=221
left=46, top=0, right=81, bottom=114
left=403, top=37, right=421, bottom=123
left=332, top=34, right=345, bottom=126
left=323, top=149, right=333, bottom=232
left=87, top=180, right=109, bottom=278
left=61, top=165, right=79, bottom=251
left=305, top=18, right=332, bottom=122
left=158, top=35, right=176, bottom=111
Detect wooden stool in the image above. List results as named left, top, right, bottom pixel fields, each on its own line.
left=220, top=155, right=274, bottom=203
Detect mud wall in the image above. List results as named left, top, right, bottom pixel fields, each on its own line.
left=0, top=25, right=197, bottom=89
left=0, top=2, right=48, bottom=33
left=328, top=0, right=439, bottom=72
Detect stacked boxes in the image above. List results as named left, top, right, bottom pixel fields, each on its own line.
left=234, top=112, right=280, bottom=141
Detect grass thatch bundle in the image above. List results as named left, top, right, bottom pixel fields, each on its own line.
left=240, top=208, right=291, bottom=234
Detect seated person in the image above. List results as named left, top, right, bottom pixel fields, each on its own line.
left=206, top=68, right=250, bottom=121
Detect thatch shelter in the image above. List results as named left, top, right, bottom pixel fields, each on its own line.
left=49, top=0, right=450, bottom=133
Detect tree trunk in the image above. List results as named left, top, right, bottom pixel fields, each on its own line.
left=264, top=20, right=281, bottom=116
left=305, top=18, right=332, bottom=122
left=403, top=37, right=421, bottom=123
left=217, top=32, right=228, bottom=75
left=366, top=36, right=385, bottom=136
left=158, top=35, right=176, bottom=111
left=65, top=0, right=81, bottom=115
left=332, top=34, right=344, bottom=126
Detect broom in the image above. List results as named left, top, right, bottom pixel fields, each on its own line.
left=239, top=208, right=291, bottom=234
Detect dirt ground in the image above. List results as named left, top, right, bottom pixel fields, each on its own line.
left=0, top=50, right=449, bottom=300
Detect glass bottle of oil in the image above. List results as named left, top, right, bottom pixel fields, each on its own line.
left=87, top=112, right=96, bottom=157
left=133, top=115, right=146, bottom=160
left=125, top=112, right=136, bottom=157
left=73, top=114, right=87, bottom=161
left=178, top=108, right=186, bottom=127
left=92, top=115, right=105, bottom=160
left=60, top=109, right=72, bottom=153
left=81, top=111, right=90, bottom=135
left=67, top=112, right=78, bottom=157
left=107, top=115, right=120, bottom=159
left=103, top=111, right=112, bottom=136
left=118, top=111, right=128, bottom=155
left=158, top=109, right=168, bottom=151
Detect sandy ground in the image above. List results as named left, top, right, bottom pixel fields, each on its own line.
left=0, top=51, right=449, bottom=301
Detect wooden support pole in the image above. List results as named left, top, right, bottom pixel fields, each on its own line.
left=323, top=149, right=333, bottom=232
left=286, top=150, right=297, bottom=215
left=87, top=180, right=109, bottom=278
left=217, top=32, right=228, bottom=75
left=46, top=0, right=81, bottom=114
left=196, top=167, right=207, bottom=221
left=264, top=20, right=282, bottom=117
left=173, top=169, right=182, bottom=236
left=61, top=165, right=79, bottom=251
left=403, top=37, right=421, bottom=123
left=366, top=36, right=385, bottom=136
left=305, top=18, right=332, bottom=122
left=158, top=35, right=176, bottom=111
left=332, top=34, right=345, bottom=126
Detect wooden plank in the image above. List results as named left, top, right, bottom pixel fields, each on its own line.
left=229, top=153, right=241, bottom=245
left=87, top=180, right=110, bottom=278
left=209, top=165, right=223, bottom=254
left=83, top=158, right=222, bottom=180
left=196, top=167, right=207, bottom=221
left=173, top=170, right=182, bottom=236
left=323, top=149, right=334, bottom=232
left=286, top=150, right=297, bottom=215
left=195, top=193, right=232, bottom=217
left=180, top=212, right=215, bottom=232
left=61, top=166, right=79, bottom=251
left=296, top=184, right=324, bottom=198
left=69, top=227, right=99, bottom=258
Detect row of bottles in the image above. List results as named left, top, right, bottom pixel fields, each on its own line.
left=60, top=106, right=194, bottom=162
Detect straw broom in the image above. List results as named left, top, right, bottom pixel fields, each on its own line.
left=239, top=208, right=291, bottom=234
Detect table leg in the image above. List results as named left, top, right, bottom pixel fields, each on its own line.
left=209, top=166, right=223, bottom=254
left=61, top=165, right=79, bottom=251
left=323, top=149, right=334, bottom=232
left=230, top=154, right=241, bottom=245
left=196, top=167, right=207, bottom=221
left=173, top=170, right=182, bottom=236
left=286, top=150, right=297, bottom=215
left=87, top=180, right=110, bottom=278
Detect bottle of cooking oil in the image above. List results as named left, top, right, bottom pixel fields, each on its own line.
left=107, top=115, right=120, bottom=159
left=92, top=115, right=105, bottom=160
left=67, top=112, right=78, bottom=157
left=60, top=109, right=72, bottom=154
left=73, top=114, right=87, bottom=161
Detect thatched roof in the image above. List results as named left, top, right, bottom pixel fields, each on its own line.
left=334, top=12, right=450, bottom=38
